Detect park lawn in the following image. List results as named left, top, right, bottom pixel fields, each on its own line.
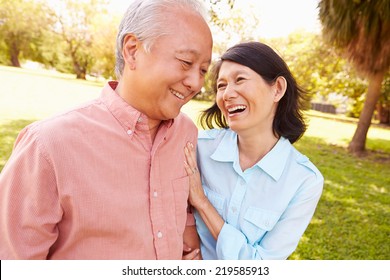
left=0, top=66, right=389, bottom=259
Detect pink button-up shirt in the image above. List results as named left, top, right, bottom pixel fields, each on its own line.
left=0, top=81, right=197, bottom=259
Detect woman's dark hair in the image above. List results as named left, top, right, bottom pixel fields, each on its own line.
left=200, top=41, right=307, bottom=144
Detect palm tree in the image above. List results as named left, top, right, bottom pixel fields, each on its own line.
left=318, top=0, right=390, bottom=154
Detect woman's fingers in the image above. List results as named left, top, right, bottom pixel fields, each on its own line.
left=184, top=142, right=198, bottom=174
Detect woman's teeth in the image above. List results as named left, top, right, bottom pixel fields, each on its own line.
left=227, top=105, right=247, bottom=114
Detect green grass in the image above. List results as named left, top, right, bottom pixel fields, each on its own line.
left=0, top=66, right=389, bottom=259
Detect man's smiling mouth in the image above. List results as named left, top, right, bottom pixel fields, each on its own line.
left=170, top=89, right=185, bottom=100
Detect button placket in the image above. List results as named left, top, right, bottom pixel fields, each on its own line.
left=226, top=177, right=247, bottom=226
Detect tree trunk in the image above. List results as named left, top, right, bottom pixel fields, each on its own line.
left=75, top=70, right=87, bottom=80
left=69, top=44, right=87, bottom=80
left=9, top=44, right=21, bottom=67
left=348, top=72, right=384, bottom=154
left=376, top=103, right=390, bottom=124
left=73, top=61, right=87, bottom=80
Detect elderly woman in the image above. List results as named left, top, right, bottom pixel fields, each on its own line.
left=184, top=42, right=324, bottom=260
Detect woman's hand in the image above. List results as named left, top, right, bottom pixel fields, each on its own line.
left=184, top=142, right=207, bottom=209
left=184, top=142, right=225, bottom=241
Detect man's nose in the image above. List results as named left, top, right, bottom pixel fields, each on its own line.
left=183, top=69, right=203, bottom=92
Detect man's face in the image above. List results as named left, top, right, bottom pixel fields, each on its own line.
left=127, top=8, right=213, bottom=122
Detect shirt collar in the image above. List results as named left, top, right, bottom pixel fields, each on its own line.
left=100, top=81, right=173, bottom=134
left=210, top=129, right=291, bottom=181
left=255, top=137, right=291, bottom=181
left=210, top=130, right=238, bottom=162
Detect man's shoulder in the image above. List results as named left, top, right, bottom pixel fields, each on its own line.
left=24, top=99, right=101, bottom=138
left=174, top=112, right=197, bottom=130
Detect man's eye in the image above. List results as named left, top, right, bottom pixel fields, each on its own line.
left=236, top=77, right=245, bottom=82
left=181, top=60, right=192, bottom=67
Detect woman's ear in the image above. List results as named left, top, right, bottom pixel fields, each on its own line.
left=122, top=34, right=139, bottom=70
left=273, top=76, right=287, bottom=102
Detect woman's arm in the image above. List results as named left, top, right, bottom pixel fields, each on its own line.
left=184, top=142, right=224, bottom=240
left=184, top=142, right=323, bottom=260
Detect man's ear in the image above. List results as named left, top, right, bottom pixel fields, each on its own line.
left=122, top=34, right=139, bottom=70
left=273, top=76, right=287, bottom=102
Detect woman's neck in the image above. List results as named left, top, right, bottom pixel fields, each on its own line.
left=237, top=130, right=279, bottom=171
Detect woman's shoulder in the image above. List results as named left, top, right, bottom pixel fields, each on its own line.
left=289, top=144, right=324, bottom=180
left=197, top=128, right=234, bottom=154
left=198, top=128, right=232, bottom=140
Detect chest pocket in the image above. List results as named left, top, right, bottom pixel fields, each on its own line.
left=241, top=207, right=280, bottom=245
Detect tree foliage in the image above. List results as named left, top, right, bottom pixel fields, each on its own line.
left=0, top=0, right=54, bottom=67
left=89, top=13, right=119, bottom=79
left=319, top=0, right=390, bottom=76
left=268, top=32, right=368, bottom=116
left=206, top=0, right=258, bottom=54
left=318, top=0, right=390, bottom=154
left=51, top=0, right=109, bottom=79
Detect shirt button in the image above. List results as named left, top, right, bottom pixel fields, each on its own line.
left=127, top=129, right=133, bottom=135
left=157, top=231, right=163, bottom=238
left=153, top=191, right=158, bottom=198
left=137, top=117, right=142, bottom=123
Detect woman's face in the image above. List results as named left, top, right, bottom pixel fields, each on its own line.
left=216, top=61, right=281, bottom=134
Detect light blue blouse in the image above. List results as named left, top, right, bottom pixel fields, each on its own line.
left=195, top=129, right=324, bottom=260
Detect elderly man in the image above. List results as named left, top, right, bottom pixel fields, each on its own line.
left=0, top=0, right=212, bottom=259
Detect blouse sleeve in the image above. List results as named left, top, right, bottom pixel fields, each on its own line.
left=215, top=174, right=323, bottom=260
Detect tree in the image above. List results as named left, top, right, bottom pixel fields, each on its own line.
left=89, top=13, right=119, bottom=79
left=269, top=32, right=368, bottom=115
left=206, top=0, right=258, bottom=54
left=0, top=0, right=54, bottom=67
left=318, top=0, right=390, bottom=154
left=376, top=73, right=390, bottom=124
left=51, top=0, right=108, bottom=79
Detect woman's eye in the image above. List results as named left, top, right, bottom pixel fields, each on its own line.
left=236, top=76, right=245, bottom=82
left=217, top=83, right=226, bottom=90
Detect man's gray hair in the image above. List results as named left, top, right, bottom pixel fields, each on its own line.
left=115, top=0, right=208, bottom=79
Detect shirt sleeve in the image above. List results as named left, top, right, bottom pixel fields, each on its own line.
left=0, top=125, right=62, bottom=259
left=215, top=174, right=324, bottom=260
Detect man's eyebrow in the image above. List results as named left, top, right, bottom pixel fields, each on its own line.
left=176, top=49, right=200, bottom=56
left=176, top=49, right=211, bottom=64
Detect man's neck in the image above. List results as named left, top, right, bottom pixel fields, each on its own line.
left=149, top=120, right=162, bottom=142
